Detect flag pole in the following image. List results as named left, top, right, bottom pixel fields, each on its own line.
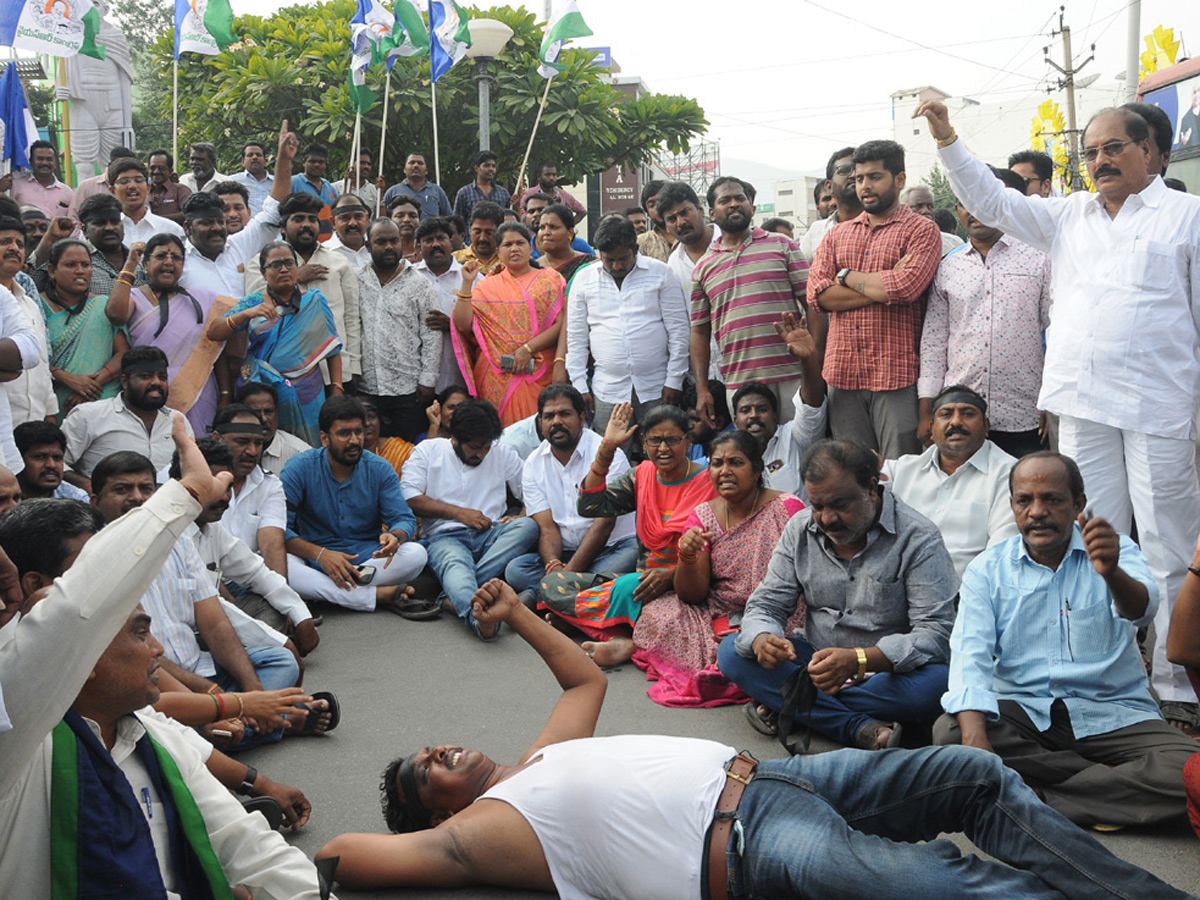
left=351, top=110, right=362, bottom=192
left=172, top=59, right=179, bottom=174
left=515, top=76, right=553, bottom=204
left=378, top=65, right=392, bottom=199
left=431, top=80, right=441, bottom=187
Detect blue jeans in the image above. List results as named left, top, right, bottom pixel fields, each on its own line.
left=716, top=634, right=947, bottom=746
left=425, top=519, right=540, bottom=623
left=727, top=745, right=1193, bottom=899
left=502, top=536, right=640, bottom=594
left=214, top=644, right=300, bottom=751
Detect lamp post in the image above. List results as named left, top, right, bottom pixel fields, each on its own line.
left=465, top=18, right=514, bottom=152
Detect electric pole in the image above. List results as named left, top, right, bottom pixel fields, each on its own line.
left=1044, top=6, right=1094, bottom=191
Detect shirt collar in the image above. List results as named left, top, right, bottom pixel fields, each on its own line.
left=806, top=483, right=897, bottom=539
left=925, top=440, right=992, bottom=475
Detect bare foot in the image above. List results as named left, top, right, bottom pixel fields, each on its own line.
left=872, top=724, right=894, bottom=750
left=285, top=698, right=332, bottom=736
left=582, top=637, right=634, bottom=667
left=293, top=619, right=320, bottom=656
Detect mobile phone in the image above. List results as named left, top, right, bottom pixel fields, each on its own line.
left=355, top=565, right=377, bottom=586
left=500, top=354, right=534, bottom=374
left=712, top=614, right=739, bottom=638
left=212, top=729, right=233, bottom=739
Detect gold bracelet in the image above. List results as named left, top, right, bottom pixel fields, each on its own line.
left=523, top=343, right=533, bottom=354
left=854, top=647, right=868, bottom=684
left=935, top=127, right=958, bottom=149
left=235, top=693, right=245, bottom=718
left=554, top=356, right=566, bottom=363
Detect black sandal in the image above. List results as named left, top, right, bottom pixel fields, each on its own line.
left=745, top=702, right=780, bottom=737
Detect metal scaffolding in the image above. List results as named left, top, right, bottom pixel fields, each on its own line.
left=655, top=137, right=720, bottom=199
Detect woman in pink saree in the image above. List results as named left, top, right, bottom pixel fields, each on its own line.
left=451, top=222, right=563, bottom=427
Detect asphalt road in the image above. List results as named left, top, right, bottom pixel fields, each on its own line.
left=240, top=606, right=1200, bottom=899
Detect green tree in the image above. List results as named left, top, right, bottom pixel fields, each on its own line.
left=921, top=162, right=956, bottom=210
left=142, top=1, right=707, bottom=190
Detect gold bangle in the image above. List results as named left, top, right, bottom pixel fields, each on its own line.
left=456, top=295, right=473, bottom=303
left=523, top=343, right=533, bottom=354
left=235, top=693, right=245, bottom=718
left=935, top=127, right=958, bottom=149
left=554, top=356, right=566, bottom=363
left=854, top=647, right=868, bottom=683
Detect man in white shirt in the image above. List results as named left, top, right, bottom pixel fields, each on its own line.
left=0, top=216, right=55, bottom=426
left=916, top=99, right=1200, bottom=726
left=882, top=385, right=1018, bottom=579
left=244, top=191, right=361, bottom=386
left=658, top=181, right=723, bottom=382
left=229, top=140, right=274, bottom=215
left=565, top=215, right=690, bottom=434
left=107, top=157, right=183, bottom=244
left=179, top=122, right=297, bottom=299
left=326, top=192, right=372, bottom=269
left=180, top=141, right=227, bottom=194
left=401, top=399, right=538, bottom=640
left=415, top=216, right=478, bottom=391
left=0, top=279, right=46, bottom=473
left=0, top=422, right=330, bottom=899
left=503, top=386, right=638, bottom=598
left=237, top=381, right=312, bottom=476
left=63, top=347, right=192, bottom=481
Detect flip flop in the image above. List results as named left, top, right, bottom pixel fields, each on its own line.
left=295, top=690, right=341, bottom=736
left=745, top=702, right=780, bottom=737
left=856, top=720, right=903, bottom=751
left=383, top=587, right=441, bottom=621
left=241, top=796, right=284, bottom=830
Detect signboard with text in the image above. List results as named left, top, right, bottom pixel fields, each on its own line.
left=599, top=167, right=640, bottom=218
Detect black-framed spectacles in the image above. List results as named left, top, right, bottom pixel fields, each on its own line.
left=1081, top=139, right=1138, bottom=162
left=644, top=435, right=684, bottom=448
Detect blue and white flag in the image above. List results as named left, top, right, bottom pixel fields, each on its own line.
left=0, top=0, right=106, bottom=59
left=428, top=0, right=471, bottom=83
left=0, top=62, right=37, bottom=171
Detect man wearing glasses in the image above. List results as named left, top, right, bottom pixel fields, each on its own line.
left=1007, top=150, right=1055, bottom=198
left=106, top=157, right=183, bottom=243
left=916, top=100, right=1200, bottom=735
left=799, top=147, right=864, bottom=260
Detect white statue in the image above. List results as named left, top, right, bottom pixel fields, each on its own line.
left=58, top=2, right=134, bottom=175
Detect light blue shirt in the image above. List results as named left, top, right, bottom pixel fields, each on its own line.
left=281, top=447, right=417, bottom=565
left=943, top=526, right=1162, bottom=738
left=229, top=169, right=274, bottom=214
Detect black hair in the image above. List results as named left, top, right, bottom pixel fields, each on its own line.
left=29, top=139, right=55, bottom=157
left=761, top=217, right=793, bottom=235
left=236, top=381, right=278, bottom=406
left=1009, top=451, right=1085, bottom=500
left=109, top=147, right=136, bottom=163
left=212, top=180, right=250, bottom=205
left=169, top=437, right=233, bottom=480
left=381, top=755, right=428, bottom=833
left=1082, top=107, right=1149, bottom=147
left=990, top=167, right=1029, bottom=193
left=539, top=202, right=576, bottom=231
left=642, top=404, right=690, bottom=435
left=302, top=142, right=329, bottom=160
left=447, top=215, right=467, bottom=236
left=1006, top=150, right=1054, bottom=182
left=258, top=240, right=297, bottom=271
left=190, top=142, right=217, bottom=164
left=852, top=140, right=905, bottom=176
left=357, top=147, right=374, bottom=163
left=211, top=402, right=264, bottom=429
left=640, top=179, right=665, bottom=209
left=416, top=216, right=454, bottom=242
left=706, top=176, right=757, bottom=208
left=0, top=499, right=104, bottom=579
left=654, top=181, right=701, bottom=218
left=593, top=214, right=637, bottom=253
left=537, top=383, right=586, bottom=417
left=473, top=150, right=498, bottom=167
left=932, top=207, right=958, bottom=235
left=1120, top=102, right=1173, bottom=162
left=78, top=193, right=123, bottom=221
left=181, top=191, right=226, bottom=219
left=813, top=180, right=831, bottom=204
left=1165, top=177, right=1189, bottom=192
left=318, top=395, right=367, bottom=434
left=621, top=206, right=647, bottom=219
left=731, top=382, right=779, bottom=417
left=14, top=420, right=67, bottom=456
left=279, top=191, right=324, bottom=222
left=121, top=345, right=169, bottom=373
left=0, top=216, right=24, bottom=244
left=522, top=191, right=555, bottom=209
left=826, top=146, right=857, bottom=180
left=367, top=216, right=401, bottom=241
left=800, top=439, right=879, bottom=489
left=91, top=451, right=156, bottom=497
left=536, top=161, right=556, bottom=176
left=495, top=221, right=532, bottom=246
left=450, top=399, right=503, bottom=444
left=144, top=232, right=186, bottom=259
left=386, top=193, right=422, bottom=215
left=438, top=384, right=470, bottom=405
left=46, top=238, right=90, bottom=269
left=332, top=192, right=366, bottom=211
left=708, top=429, right=766, bottom=484
left=469, top=201, right=505, bottom=228
left=106, top=157, right=147, bottom=184
left=241, top=141, right=266, bottom=158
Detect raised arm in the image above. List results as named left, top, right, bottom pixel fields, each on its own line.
left=104, top=242, right=145, bottom=325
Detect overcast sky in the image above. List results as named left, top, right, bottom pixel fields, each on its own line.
left=232, top=0, right=1200, bottom=176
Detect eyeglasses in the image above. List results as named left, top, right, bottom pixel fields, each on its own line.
left=833, top=164, right=855, bottom=176
left=1018, top=175, right=1043, bottom=188
left=114, top=176, right=147, bottom=186
left=1081, top=139, right=1138, bottom=162
left=264, top=258, right=298, bottom=271
left=643, top=435, right=684, bottom=448
left=149, top=252, right=184, bottom=263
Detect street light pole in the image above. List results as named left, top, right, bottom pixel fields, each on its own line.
left=465, top=19, right=515, bottom=154
left=476, top=59, right=494, bottom=152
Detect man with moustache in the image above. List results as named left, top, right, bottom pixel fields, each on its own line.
left=809, top=140, right=942, bottom=459
left=0, top=216, right=57, bottom=427
left=919, top=173, right=1051, bottom=459
left=903, top=185, right=963, bottom=256
left=815, top=179, right=836, bottom=219
left=387, top=194, right=423, bottom=264
left=327, top=192, right=372, bottom=268
left=415, top=216, right=477, bottom=392
left=230, top=140, right=274, bottom=215
left=453, top=202, right=504, bottom=271
left=333, top=149, right=380, bottom=217
left=245, top=192, right=360, bottom=387
left=32, top=194, right=146, bottom=297
left=636, top=179, right=675, bottom=262
left=145, top=150, right=190, bottom=225
left=282, top=395, right=432, bottom=616
left=658, top=181, right=722, bottom=381
left=718, top=439, right=958, bottom=752
left=213, top=181, right=252, bottom=236
left=10, top=141, right=72, bottom=218
left=935, top=452, right=1200, bottom=827
left=356, top=217, right=441, bottom=443
left=453, top=150, right=511, bottom=224
left=623, top=205, right=648, bottom=234
left=916, top=99, right=1200, bottom=734
left=382, top=152, right=452, bottom=220
left=402, top=399, right=537, bottom=640
left=290, top=143, right=338, bottom=242
left=181, top=142, right=227, bottom=194
left=63, top=346, right=193, bottom=479
left=799, top=147, right=863, bottom=260
left=518, top=162, right=586, bottom=224
left=209, top=404, right=285, bottom=567
left=503, top=385, right=638, bottom=598
left=882, top=385, right=1018, bottom=579
left=236, top=381, right=313, bottom=476
left=13, top=421, right=89, bottom=501
left=691, top=176, right=811, bottom=430
left=108, top=157, right=184, bottom=244
left=730, top=371, right=826, bottom=499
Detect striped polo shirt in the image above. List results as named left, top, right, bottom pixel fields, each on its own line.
left=690, top=228, right=808, bottom=388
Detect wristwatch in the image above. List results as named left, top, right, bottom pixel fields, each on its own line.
left=836, top=268, right=851, bottom=287
left=236, top=765, right=259, bottom=796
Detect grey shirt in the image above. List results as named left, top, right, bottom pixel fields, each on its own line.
left=734, top=484, right=958, bottom=672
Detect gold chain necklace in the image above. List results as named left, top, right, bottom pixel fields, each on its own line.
left=722, top=485, right=761, bottom=532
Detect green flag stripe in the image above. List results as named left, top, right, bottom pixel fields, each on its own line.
left=50, top=721, right=79, bottom=900
left=203, top=0, right=237, bottom=50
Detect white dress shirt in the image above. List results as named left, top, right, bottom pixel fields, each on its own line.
left=63, top=393, right=193, bottom=478
left=190, top=520, right=310, bottom=626
left=2, top=278, right=57, bottom=427
left=523, top=429, right=636, bottom=550
left=881, top=440, right=1019, bottom=579
left=414, top=257, right=481, bottom=391
left=760, top=390, right=828, bottom=499
left=122, top=209, right=185, bottom=244
left=180, top=170, right=228, bottom=194
left=940, top=139, right=1200, bottom=440
left=666, top=227, right=723, bottom=381
left=500, top=413, right=541, bottom=461
left=221, top=464, right=287, bottom=552
left=566, top=254, right=690, bottom=404
left=180, top=195, right=282, bottom=298
left=261, top=427, right=312, bottom=476
left=229, top=169, right=274, bottom=214
left=798, top=214, right=836, bottom=261
left=325, top=233, right=371, bottom=270
left=0, top=284, right=48, bottom=472
left=400, top=437, right=524, bottom=537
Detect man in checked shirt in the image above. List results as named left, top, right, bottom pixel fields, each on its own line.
left=809, top=139, right=942, bottom=460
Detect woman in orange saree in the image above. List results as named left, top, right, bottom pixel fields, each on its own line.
left=450, top=222, right=564, bottom=427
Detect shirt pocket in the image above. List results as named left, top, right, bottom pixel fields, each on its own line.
left=1130, top=238, right=1178, bottom=293
left=1063, top=596, right=1125, bottom=663
left=851, top=575, right=909, bottom=633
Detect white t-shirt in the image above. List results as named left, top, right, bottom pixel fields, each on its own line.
left=400, top=437, right=524, bottom=537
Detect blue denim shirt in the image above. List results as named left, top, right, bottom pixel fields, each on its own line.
left=383, top=180, right=453, bottom=219
left=943, top=526, right=1161, bottom=737
left=281, top=447, right=417, bottom=565
left=735, top=485, right=958, bottom=672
